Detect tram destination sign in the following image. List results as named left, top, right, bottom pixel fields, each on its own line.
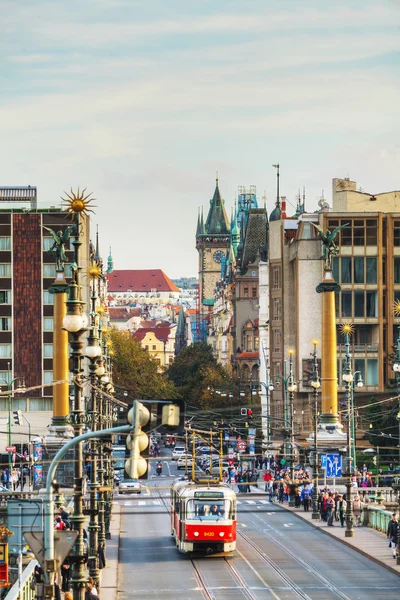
left=194, top=492, right=224, bottom=499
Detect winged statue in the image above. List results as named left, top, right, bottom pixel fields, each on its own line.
left=43, top=224, right=76, bottom=272
left=310, top=222, right=349, bottom=272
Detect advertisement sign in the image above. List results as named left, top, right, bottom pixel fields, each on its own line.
left=33, top=464, right=43, bottom=489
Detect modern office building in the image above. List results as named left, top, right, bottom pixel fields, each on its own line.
left=0, top=187, right=90, bottom=449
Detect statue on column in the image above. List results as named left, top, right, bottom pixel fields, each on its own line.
left=43, top=225, right=76, bottom=272
left=311, top=223, right=349, bottom=271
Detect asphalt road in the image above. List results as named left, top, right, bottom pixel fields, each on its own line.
left=117, top=458, right=400, bottom=599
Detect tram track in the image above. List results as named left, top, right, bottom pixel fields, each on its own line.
left=152, top=484, right=354, bottom=600
left=240, top=509, right=354, bottom=600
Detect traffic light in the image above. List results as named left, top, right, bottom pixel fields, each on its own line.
left=126, top=401, right=150, bottom=480
left=247, top=408, right=253, bottom=418
left=240, top=408, right=247, bottom=416
left=13, top=410, right=21, bottom=425
left=372, top=456, right=377, bottom=465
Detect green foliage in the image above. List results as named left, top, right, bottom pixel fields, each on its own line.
left=166, top=342, right=233, bottom=410
left=110, top=329, right=178, bottom=400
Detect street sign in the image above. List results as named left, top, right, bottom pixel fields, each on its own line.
left=326, top=453, right=342, bottom=477
left=5, top=447, right=15, bottom=453
left=24, top=530, right=78, bottom=568
left=320, top=454, right=327, bottom=468
left=237, top=441, right=246, bottom=452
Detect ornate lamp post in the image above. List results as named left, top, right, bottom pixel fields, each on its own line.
left=274, top=350, right=297, bottom=479
left=341, top=323, right=355, bottom=538
left=351, top=371, right=363, bottom=472
left=310, top=340, right=321, bottom=520
left=392, top=300, right=400, bottom=563
left=62, top=188, right=95, bottom=600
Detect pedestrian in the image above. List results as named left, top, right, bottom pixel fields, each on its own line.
left=87, top=577, right=98, bottom=596
left=85, top=583, right=98, bottom=599
left=264, top=470, right=272, bottom=493
left=352, top=494, right=362, bottom=527
left=10, top=468, right=19, bottom=491
left=387, top=513, right=399, bottom=559
left=326, top=493, right=335, bottom=526
left=61, top=558, right=71, bottom=592
left=302, top=488, right=310, bottom=512
left=338, top=495, right=346, bottom=527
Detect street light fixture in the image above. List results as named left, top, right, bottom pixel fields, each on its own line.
left=341, top=323, right=355, bottom=538
left=0, top=374, right=26, bottom=475
left=310, top=340, right=320, bottom=520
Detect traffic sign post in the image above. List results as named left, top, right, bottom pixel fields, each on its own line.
left=326, top=454, right=342, bottom=478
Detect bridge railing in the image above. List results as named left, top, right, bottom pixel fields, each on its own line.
left=6, top=559, right=38, bottom=600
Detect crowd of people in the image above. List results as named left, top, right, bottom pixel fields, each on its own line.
left=0, top=466, right=29, bottom=490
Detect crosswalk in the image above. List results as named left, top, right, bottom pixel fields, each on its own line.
left=115, top=498, right=273, bottom=507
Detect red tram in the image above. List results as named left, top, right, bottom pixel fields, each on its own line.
left=170, top=480, right=236, bottom=555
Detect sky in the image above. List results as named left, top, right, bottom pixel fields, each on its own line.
left=1, top=0, right=400, bottom=278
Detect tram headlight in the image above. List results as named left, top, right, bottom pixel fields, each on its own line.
left=219, top=532, right=224, bottom=538
left=194, top=531, right=199, bottom=537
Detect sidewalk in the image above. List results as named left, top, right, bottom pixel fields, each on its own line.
left=98, top=502, right=121, bottom=600
left=274, top=497, right=400, bottom=577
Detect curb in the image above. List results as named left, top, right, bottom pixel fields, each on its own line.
left=279, top=504, right=400, bottom=578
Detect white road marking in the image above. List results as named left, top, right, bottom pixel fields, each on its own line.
left=138, top=500, right=146, bottom=506
left=245, top=500, right=256, bottom=504
left=259, top=500, right=269, bottom=504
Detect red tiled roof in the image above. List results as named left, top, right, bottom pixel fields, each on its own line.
left=107, top=269, right=180, bottom=293
left=133, top=326, right=172, bottom=343
left=108, top=307, right=141, bottom=320
left=236, top=352, right=259, bottom=360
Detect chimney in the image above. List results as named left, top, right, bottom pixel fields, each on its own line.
left=281, top=196, right=287, bottom=218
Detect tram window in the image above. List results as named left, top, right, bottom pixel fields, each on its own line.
left=187, top=500, right=229, bottom=519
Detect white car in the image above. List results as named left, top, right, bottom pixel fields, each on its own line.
left=119, top=478, right=141, bottom=494
left=177, top=456, right=194, bottom=470
left=172, top=446, right=186, bottom=460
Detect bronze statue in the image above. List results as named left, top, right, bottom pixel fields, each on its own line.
left=43, top=225, right=76, bottom=272
left=310, top=222, right=349, bottom=271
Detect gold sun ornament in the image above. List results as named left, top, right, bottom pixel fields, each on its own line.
left=102, top=326, right=110, bottom=336
left=87, top=262, right=102, bottom=280
left=61, top=187, right=96, bottom=220
left=340, top=322, right=354, bottom=337
left=96, top=306, right=106, bottom=315
left=287, top=348, right=295, bottom=356
left=394, top=300, right=400, bottom=318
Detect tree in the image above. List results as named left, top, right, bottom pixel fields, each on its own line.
left=110, top=329, right=178, bottom=400
left=166, top=342, right=233, bottom=410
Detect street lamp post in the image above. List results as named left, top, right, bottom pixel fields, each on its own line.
left=63, top=215, right=88, bottom=600
left=342, top=323, right=355, bottom=538
left=0, top=372, right=26, bottom=476
left=274, top=350, right=297, bottom=481
left=391, top=300, right=400, bottom=564
left=310, top=340, right=321, bottom=520
left=350, top=371, right=363, bottom=472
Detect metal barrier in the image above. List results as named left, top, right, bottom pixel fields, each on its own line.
left=358, top=487, right=399, bottom=504
left=6, top=559, right=37, bottom=600
left=364, top=505, right=393, bottom=535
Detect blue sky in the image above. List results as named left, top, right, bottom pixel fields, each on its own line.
left=1, top=0, right=399, bottom=277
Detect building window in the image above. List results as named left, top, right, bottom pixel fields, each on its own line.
left=395, top=258, right=400, bottom=284
left=44, top=344, right=53, bottom=358
left=0, top=371, right=11, bottom=385
left=252, top=287, right=257, bottom=298
left=341, top=258, right=351, bottom=283
left=341, top=292, right=352, bottom=317
left=44, top=371, right=53, bottom=385
left=353, top=257, right=364, bottom=284
left=273, top=298, right=281, bottom=321
left=272, top=266, right=281, bottom=290
left=354, top=358, right=378, bottom=385
left=254, top=336, right=259, bottom=350
left=394, top=221, right=400, bottom=247
left=0, top=318, right=11, bottom=331
left=43, top=237, right=53, bottom=251
left=366, top=258, right=377, bottom=284
left=0, top=264, right=11, bottom=277
left=273, top=329, right=281, bottom=353
left=0, top=344, right=11, bottom=358
left=243, top=286, right=249, bottom=298
left=145, top=345, right=149, bottom=350
left=244, top=333, right=253, bottom=351
left=43, top=291, right=54, bottom=305
left=152, top=345, right=156, bottom=350
left=44, top=317, right=54, bottom=331
left=43, top=264, right=56, bottom=278
left=0, top=238, right=11, bottom=251
left=0, top=291, right=11, bottom=304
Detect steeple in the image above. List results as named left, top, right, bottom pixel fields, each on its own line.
left=231, top=203, right=240, bottom=257
left=94, top=225, right=101, bottom=263
left=107, top=246, right=114, bottom=274
left=204, top=178, right=230, bottom=235
left=175, top=305, right=186, bottom=356
left=196, top=208, right=202, bottom=236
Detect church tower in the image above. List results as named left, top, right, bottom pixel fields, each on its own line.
left=196, top=178, right=230, bottom=307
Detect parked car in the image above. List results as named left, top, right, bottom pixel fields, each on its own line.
left=172, top=446, right=186, bottom=460
left=177, top=456, right=194, bottom=470
left=119, top=478, right=141, bottom=494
